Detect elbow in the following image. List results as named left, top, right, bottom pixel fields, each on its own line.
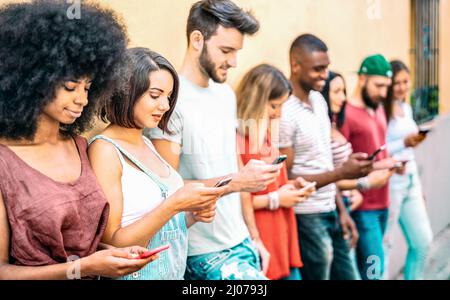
left=0, top=263, right=11, bottom=280
left=107, top=230, right=151, bottom=249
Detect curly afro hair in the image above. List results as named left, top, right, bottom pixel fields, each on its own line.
left=0, top=0, right=129, bottom=140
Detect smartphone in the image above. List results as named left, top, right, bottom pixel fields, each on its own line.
left=214, top=176, right=233, bottom=188
left=418, top=123, right=434, bottom=135
left=272, top=155, right=287, bottom=165
left=393, top=162, right=403, bottom=168
left=419, top=128, right=431, bottom=135
left=394, top=159, right=409, bottom=168
left=299, top=181, right=317, bottom=193
left=138, top=244, right=170, bottom=259
left=368, top=145, right=387, bottom=161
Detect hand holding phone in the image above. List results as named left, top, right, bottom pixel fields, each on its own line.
left=393, top=158, right=409, bottom=169
left=419, top=129, right=431, bottom=135
left=138, top=244, right=170, bottom=259
left=418, top=123, right=434, bottom=135
left=368, top=145, right=386, bottom=161
left=214, top=176, right=233, bottom=188
left=272, top=155, right=287, bottom=165
left=299, top=181, right=317, bottom=193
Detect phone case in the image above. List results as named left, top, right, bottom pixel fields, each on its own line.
left=138, top=245, right=170, bottom=259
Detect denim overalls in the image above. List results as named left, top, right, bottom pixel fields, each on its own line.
left=90, top=135, right=188, bottom=280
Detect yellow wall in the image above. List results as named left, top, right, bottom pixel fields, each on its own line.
left=11, top=0, right=450, bottom=112
left=0, top=0, right=412, bottom=93
left=440, top=0, right=450, bottom=114
left=98, top=0, right=411, bottom=96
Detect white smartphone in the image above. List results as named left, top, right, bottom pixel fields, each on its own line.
left=299, top=181, right=317, bottom=193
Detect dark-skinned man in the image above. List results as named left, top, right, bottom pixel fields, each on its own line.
left=279, top=34, right=373, bottom=280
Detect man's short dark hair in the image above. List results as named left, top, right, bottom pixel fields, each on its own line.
left=290, top=33, right=328, bottom=58
left=186, top=0, right=259, bottom=43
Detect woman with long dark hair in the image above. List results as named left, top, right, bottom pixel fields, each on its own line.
left=320, top=71, right=398, bottom=280
left=321, top=72, right=394, bottom=213
left=382, top=60, right=433, bottom=280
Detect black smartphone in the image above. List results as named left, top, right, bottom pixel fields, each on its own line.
left=419, top=128, right=431, bottom=135
left=214, top=177, right=233, bottom=188
left=418, top=122, right=434, bottom=135
left=272, top=155, right=287, bottom=165
left=368, top=145, right=386, bottom=161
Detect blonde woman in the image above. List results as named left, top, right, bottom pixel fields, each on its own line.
left=236, top=64, right=315, bottom=280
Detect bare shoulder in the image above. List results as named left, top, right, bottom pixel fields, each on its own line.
left=87, top=137, right=122, bottom=170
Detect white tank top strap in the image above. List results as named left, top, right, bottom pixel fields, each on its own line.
left=89, top=135, right=126, bottom=167
left=89, top=134, right=170, bottom=198
left=143, top=136, right=163, bottom=159
left=142, top=135, right=173, bottom=172
left=113, top=145, right=127, bottom=167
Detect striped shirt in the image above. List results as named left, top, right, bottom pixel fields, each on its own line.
left=331, top=140, right=353, bottom=168
left=278, top=92, right=336, bottom=214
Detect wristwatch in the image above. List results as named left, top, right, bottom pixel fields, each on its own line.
left=356, top=177, right=371, bottom=191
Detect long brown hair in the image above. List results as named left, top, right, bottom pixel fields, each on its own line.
left=384, top=60, right=410, bottom=121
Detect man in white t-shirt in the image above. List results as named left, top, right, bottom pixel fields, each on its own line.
left=145, top=0, right=281, bottom=280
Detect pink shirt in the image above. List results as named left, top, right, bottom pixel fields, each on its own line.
left=0, top=136, right=109, bottom=266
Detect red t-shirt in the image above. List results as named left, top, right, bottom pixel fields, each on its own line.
left=237, top=132, right=303, bottom=280
left=340, top=103, right=390, bottom=210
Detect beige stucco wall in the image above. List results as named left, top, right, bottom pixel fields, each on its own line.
left=0, top=0, right=414, bottom=95
left=99, top=0, right=411, bottom=97
left=3, top=0, right=448, bottom=113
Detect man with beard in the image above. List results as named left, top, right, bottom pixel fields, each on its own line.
left=145, top=0, right=282, bottom=280
left=340, top=54, right=398, bottom=280
left=279, top=34, right=374, bottom=280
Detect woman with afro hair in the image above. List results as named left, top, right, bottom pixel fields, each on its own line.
left=0, top=0, right=157, bottom=279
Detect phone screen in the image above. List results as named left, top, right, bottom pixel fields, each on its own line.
left=368, top=145, right=386, bottom=160
left=272, top=155, right=287, bottom=165
left=214, top=177, right=233, bottom=187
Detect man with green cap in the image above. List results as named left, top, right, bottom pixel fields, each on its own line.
left=340, top=54, right=404, bottom=280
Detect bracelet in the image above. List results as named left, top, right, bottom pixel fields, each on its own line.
left=356, top=176, right=371, bottom=191
left=268, top=191, right=280, bottom=210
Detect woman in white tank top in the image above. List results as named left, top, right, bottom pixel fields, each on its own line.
left=88, top=48, right=226, bottom=280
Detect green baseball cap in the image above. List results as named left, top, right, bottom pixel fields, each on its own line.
left=358, top=54, right=393, bottom=78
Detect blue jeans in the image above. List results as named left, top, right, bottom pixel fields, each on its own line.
left=281, top=268, right=302, bottom=280
left=351, top=209, right=388, bottom=280
left=296, top=210, right=357, bottom=280
left=383, top=167, right=433, bottom=280
left=184, top=237, right=267, bottom=280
